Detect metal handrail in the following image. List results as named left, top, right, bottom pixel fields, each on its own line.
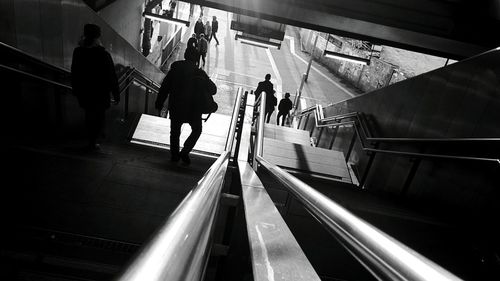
left=252, top=87, right=267, bottom=169
left=1, top=42, right=161, bottom=94
left=253, top=112, right=463, bottom=281
left=319, top=111, right=500, bottom=143
left=255, top=155, right=463, bottom=281
left=2, top=61, right=159, bottom=97
left=225, top=88, right=244, bottom=151
left=131, top=68, right=162, bottom=89
left=117, top=88, right=243, bottom=281
left=0, top=41, right=70, bottom=74
left=302, top=107, right=500, bottom=164
left=0, top=64, right=72, bottom=90
left=295, top=105, right=316, bottom=117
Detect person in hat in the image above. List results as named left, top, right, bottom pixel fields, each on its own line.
left=71, top=23, right=120, bottom=150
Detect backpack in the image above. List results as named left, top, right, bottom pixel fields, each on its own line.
left=194, top=70, right=218, bottom=114
left=198, top=38, right=208, bottom=53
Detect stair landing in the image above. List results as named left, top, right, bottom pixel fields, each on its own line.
left=263, top=124, right=351, bottom=183
left=131, top=113, right=230, bottom=156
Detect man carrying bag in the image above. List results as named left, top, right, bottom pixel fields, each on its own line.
left=155, top=49, right=217, bottom=165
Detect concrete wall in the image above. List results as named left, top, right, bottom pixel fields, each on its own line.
left=302, top=48, right=500, bottom=219
left=300, top=29, right=407, bottom=93
left=98, top=0, right=144, bottom=50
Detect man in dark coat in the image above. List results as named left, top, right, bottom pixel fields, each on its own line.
left=253, top=73, right=274, bottom=124
left=254, top=73, right=274, bottom=101
left=71, top=23, right=119, bottom=150
left=194, top=17, right=205, bottom=38
left=155, top=49, right=204, bottom=165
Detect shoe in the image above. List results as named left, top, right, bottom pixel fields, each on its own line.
left=180, top=153, right=191, bottom=165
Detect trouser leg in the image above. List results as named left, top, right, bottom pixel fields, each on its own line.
left=170, top=119, right=182, bottom=158
left=213, top=33, right=219, bottom=45
left=181, top=118, right=202, bottom=155
left=85, top=108, right=105, bottom=146
left=265, top=111, right=273, bottom=123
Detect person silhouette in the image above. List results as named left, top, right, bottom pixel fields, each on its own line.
left=253, top=73, right=274, bottom=124
left=155, top=48, right=214, bottom=165
left=265, top=90, right=277, bottom=123
left=211, top=16, right=219, bottom=45
left=71, top=23, right=119, bottom=151
left=198, top=34, right=208, bottom=68
left=277, top=92, right=293, bottom=126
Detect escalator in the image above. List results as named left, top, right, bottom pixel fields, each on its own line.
left=2, top=1, right=499, bottom=279
left=3, top=40, right=498, bottom=280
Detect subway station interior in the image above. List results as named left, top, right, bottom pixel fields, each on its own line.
left=1, top=0, right=500, bottom=280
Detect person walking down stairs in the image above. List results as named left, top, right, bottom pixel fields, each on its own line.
left=277, top=92, right=293, bottom=126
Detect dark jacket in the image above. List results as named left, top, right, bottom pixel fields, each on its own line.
left=71, top=45, right=119, bottom=110
left=194, top=21, right=205, bottom=35
left=278, top=98, right=293, bottom=113
left=212, top=20, right=218, bottom=33
left=155, top=60, right=200, bottom=122
left=198, top=38, right=208, bottom=54
left=255, top=80, right=274, bottom=100
left=266, top=94, right=277, bottom=113
left=187, top=37, right=198, bottom=49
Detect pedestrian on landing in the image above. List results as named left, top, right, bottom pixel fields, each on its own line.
left=277, top=92, right=293, bottom=126
left=71, top=23, right=120, bottom=151
left=154, top=49, right=211, bottom=165
left=205, top=20, right=212, bottom=42
left=198, top=34, right=208, bottom=68
left=265, top=91, right=277, bottom=123
left=255, top=74, right=274, bottom=101
left=194, top=17, right=205, bottom=38
left=211, top=16, right=219, bottom=45
left=254, top=74, right=274, bottom=124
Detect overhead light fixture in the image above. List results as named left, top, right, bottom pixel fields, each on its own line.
left=324, top=50, right=370, bottom=65
left=143, top=11, right=190, bottom=27
left=235, top=34, right=281, bottom=49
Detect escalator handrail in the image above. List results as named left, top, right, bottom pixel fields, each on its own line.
left=0, top=64, right=72, bottom=90
left=254, top=155, right=463, bottom=281
left=319, top=111, right=500, bottom=143
left=225, top=88, right=244, bottom=151
left=130, top=67, right=162, bottom=90
left=1, top=42, right=160, bottom=94
left=253, top=104, right=463, bottom=281
left=0, top=41, right=70, bottom=75
left=1, top=61, right=159, bottom=97
left=303, top=107, right=500, bottom=164
left=116, top=88, right=244, bottom=281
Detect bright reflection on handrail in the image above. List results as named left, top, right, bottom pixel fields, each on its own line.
left=117, top=88, right=244, bottom=281
left=255, top=155, right=463, bottom=281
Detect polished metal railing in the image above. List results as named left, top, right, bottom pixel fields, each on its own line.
left=1, top=41, right=160, bottom=95
left=297, top=106, right=500, bottom=187
left=1, top=42, right=161, bottom=120
left=252, top=102, right=463, bottom=281
left=117, top=88, right=244, bottom=281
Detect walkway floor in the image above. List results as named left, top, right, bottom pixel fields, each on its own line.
left=132, top=113, right=231, bottom=156
left=160, top=8, right=362, bottom=124
left=262, top=123, right=351, bottom=182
